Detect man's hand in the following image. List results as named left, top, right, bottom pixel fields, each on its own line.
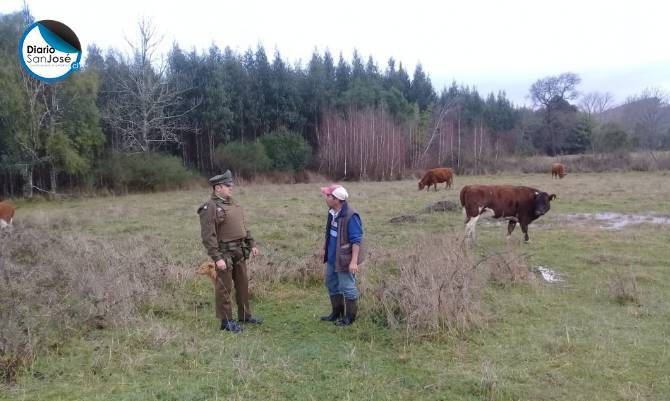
left=349, top=261, right=358, bottom=274
left=251, top=247, right=259, bottom=257
left=215, top=259, right=227, bottom=271
left=349, top=243, right=360, bottom=274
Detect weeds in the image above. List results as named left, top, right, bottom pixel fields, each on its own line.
left=0, top=221, right=185, bottom=383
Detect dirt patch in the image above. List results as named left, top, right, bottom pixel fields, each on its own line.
left=560, top=212, right=670, bottom=230
left=389, top=215, right=418, bottom=224
left=423, top=200, right=459, bottom=213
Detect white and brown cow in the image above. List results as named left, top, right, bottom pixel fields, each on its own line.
left=460, top=185, right=556, bottom=242
left=0, top=201, right=16, bottom=229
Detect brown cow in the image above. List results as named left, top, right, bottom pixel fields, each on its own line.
left=460, top=185, right=556, bottom=242
left=418, top=168, right=454, bottom=191
left=551, top=163, right=566, bottom=179
left=0, top=201, right=16, bottom=229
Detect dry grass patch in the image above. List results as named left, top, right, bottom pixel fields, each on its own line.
left=361, top=235, right=538, bottom=338
left=362, top=235, right=486, bottom=337
left=486, top=248, right=537, bottom=288
left=0, top=222, right=187, bottom=383
left=607, top=268, right=640, bottom=306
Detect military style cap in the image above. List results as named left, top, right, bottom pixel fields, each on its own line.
left=209, top=170, right=234, bottom=186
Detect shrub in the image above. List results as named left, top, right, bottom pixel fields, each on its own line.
left=607, top=269, right=640, bottom=306
left=0, top=223, right=186, bottom=383
left=486, top=250, right=536, bottom=288
left=213, top=140, right=271, bottom=178
left=95, top=152, right=197, bottom=192
left=260, top=128, right=312, bottom=172
left=362, top=235, right=486, bottom=337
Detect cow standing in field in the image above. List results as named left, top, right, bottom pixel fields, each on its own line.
left=460, top=185, right=556, bottom=242
left=551, top=163, right=566, bottom=179
left=418, top=168, right=454, bottom=191
left=0, top=201, right=16, bottom=229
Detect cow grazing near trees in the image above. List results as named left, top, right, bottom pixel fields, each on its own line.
left=418, top=168, right=454, bottom=191
left=551, top=163, right=566, bottom=179
left=460, top=185, right=556, bottom=242
left=0, top=201, right=16, bottom=229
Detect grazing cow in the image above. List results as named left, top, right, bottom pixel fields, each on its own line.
left=0, top=201, right=15, bottom=229
left=418, top=168, right=454, bottom=191
left=551, top=163, right=566, bottom=179
left=460, top=185, right=556, bottom=242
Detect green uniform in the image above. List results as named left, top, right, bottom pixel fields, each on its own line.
left=198, top=194, right=255, bottom=321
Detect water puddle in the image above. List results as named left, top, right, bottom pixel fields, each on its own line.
left=560, top=212, right=670, bottom=230
left=533, top=266, right=563, bottom=283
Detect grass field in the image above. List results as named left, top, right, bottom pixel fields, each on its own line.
left=2, top=171, right=670, bottom=401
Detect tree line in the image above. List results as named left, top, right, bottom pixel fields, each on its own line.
left=2, top=9, right=669, bottom=197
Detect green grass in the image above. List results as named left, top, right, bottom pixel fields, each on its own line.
left=3, top=171, right=670, bottom=401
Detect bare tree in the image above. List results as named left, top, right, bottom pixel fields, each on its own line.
left=15, top=68, right=49, bottom=197
left=623, top=87, right=670, bottom=152
left=529, top=72, right=581, bottom=155
left=579, top=91, right=615, bottom=119
left=104, top=19, right=198, bottom=152
left=529, top=72, right=581, bottom=108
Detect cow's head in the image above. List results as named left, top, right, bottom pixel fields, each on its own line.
left=533, top=192, right=557, bottom=217
left=418, top=181, right=425, bottom=190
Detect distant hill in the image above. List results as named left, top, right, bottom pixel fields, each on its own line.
left=599, top=98, right=670, bottom=132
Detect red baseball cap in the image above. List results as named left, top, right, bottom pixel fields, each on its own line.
left=320, top=184, right=348, bottom=200
left=320, top=184, right=341, bottom=196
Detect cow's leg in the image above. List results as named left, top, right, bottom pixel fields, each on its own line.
left=507, top=220, right=517, bottom=236
left=521, top=222, right=530, bottom=242
left=465, top=214, right=479, bottom=241
left=433, top=183, right=437, bottom=192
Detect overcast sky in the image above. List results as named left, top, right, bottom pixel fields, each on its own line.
left=3, top=0, right=669, bottom=107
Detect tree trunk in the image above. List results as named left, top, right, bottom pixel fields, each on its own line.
left=22, top=164, right=33, bottom=198
left=457, top=110, right=461, bottom=168
left=50, top=165, right=57, bottom=195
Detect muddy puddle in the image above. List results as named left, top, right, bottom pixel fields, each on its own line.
left=559, top=212, right=670, bottom=230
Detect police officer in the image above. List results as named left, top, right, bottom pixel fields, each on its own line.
left=198, top=170, right=261, bottom=332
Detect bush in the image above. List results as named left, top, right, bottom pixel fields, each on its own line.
left=486, top=249, right=536, bottom=288
left=596, top=122, right=630, bottom=153
left=213, top=140, right=271, bottom=178
left=607, top=268, right=640, bottom=306
left=362, top=235, right=486, bottom=337
left=260, top=128, right=312, bottom=172
left=0, top=223, right=186, bottom=383
left=95, top=152, right=197, bottom=192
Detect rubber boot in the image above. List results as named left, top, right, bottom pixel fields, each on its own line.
left=320, top=294, right=344, bottom=321
left=336, top=298, right=358, bottom=326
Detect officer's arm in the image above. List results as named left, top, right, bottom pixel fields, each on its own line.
left=198, top=203, right=223, bottom=262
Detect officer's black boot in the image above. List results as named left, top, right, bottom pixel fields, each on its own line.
left=336, top=298, right=358, bottom=326
left=320, top=294, right=344, bottom=321
left=220, top=319, right=243, bottom=333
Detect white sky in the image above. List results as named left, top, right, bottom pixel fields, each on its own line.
left=3, top=0, right=670, bottom=107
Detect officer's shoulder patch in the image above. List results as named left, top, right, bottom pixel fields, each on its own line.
left=197, top=202, right=208, bottom=214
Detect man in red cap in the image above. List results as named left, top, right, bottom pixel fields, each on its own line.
left=319, top=184, right=365, bottom=326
